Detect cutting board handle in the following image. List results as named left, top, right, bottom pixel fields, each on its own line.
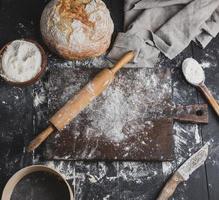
left=174, top=104, right=208, bottom=124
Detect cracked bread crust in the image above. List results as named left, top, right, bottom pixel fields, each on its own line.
left=40, top=0, right=114, bottom=60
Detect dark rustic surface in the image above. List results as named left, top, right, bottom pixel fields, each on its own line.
left=0, top=0, right=219, bottom=200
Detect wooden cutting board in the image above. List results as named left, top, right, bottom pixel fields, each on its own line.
left=44, top=67, right=208, bottom=161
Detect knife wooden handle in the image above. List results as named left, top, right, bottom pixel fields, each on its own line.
left=198, top=83, right=219, bottom=117
left=157, top=172, right=184, bottom=200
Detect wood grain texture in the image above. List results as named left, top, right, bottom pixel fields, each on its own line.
left=198, top=83, right=219, bottom=117
left=157, top=172, right=184, bottom=200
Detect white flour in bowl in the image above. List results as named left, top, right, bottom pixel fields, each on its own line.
left=182, top=58, right=205, bottom=85
left=1, top=40, right=42, bottom=82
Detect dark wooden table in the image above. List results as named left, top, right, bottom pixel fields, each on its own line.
left=1, top=0, right=219, bottom=199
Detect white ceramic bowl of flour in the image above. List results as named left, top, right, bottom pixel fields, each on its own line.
left=0, top=39, right=47, bottom=86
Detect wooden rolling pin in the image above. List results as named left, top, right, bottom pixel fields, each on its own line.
left=27, top=51, right=135, bottom=152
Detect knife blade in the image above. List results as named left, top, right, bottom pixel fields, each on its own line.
left=157, top=143, right=209, bottom=200
left=178, top=143, right=208, bottom=180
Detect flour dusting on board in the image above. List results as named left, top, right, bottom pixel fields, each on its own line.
left=48, top=68, right=172, bottom=143
left=89, top=87, right=128, bottom=141
left=87, top=69, right=171, bottom=142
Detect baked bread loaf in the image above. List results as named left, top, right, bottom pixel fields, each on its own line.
left=40, top=0, right=114, bottom=60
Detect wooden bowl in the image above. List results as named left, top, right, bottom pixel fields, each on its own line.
left=0, top=39, right=47, bottom=86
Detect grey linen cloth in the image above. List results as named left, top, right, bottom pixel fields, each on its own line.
left=107, top=0, right=219, bottom=67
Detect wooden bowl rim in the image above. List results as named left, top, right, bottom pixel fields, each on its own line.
left=1, top=165, right=74, bottom=200
left=0, top=39, right=47, bottom=87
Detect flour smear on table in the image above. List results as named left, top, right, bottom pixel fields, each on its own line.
left=1, top=40, right=42, bottom=82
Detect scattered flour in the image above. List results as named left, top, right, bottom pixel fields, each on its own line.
left=201, top=61, right=211, bottom=69
left=33, top=93, right=46, bottom=107
left=45, top=161, right=74, bottom=180
left=89, top=87, right=129, bottom=141
left=162, top=162, right=173, bottom=176
left=194, top=125, right=201, bottom=144
left=1, top=40, right=42, bottom=82
left=33, top=80, right=47, bottom=108
left=119, top=162, right=159, bottom=182
left=86, top=69, right=172, bottom=142
left=201, top=59, right=217, bottom=69
left=48, top=68, right=172, bottom=143
left=103, top=194, right=110, bottom=200
left=182, top=58, right=205, bottom=85
left=173, top=123, right=201, bottom=165
left=87, top=174, right=98, bottom=183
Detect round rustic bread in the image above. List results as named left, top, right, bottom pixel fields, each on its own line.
left=40, top=0, right=114, bottom=60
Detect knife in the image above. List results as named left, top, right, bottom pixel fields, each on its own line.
left=157, top=143, right=209, bottom=200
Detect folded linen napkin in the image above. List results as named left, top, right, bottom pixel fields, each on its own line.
left=107, top=0, right=219, bottom=67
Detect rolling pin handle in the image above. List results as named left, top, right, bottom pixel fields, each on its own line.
left=111, top=51, right=135, bottom=74
left=27, top=125, right=55, bottom=152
